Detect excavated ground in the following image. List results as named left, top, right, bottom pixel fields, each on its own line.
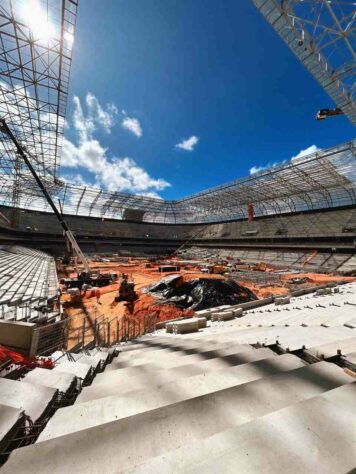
left=60, top=257, right=356, bottom=346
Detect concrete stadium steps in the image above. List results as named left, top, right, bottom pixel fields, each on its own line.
left=0, top=245, right=59, bottom=321
left=98, top=345, right=257, bottom=378
left=22, top=368, right=77, bottom=397
left=79, top=348, right=277, bottom=402
left=147, top=324, right=354, bottom=353
left=0, top=347, right=119, bottom=465
left=2, top=361, right=352, bottom=474
left=39, top=353, right=305, bottom=442
left=181, top=246, right=355, bottom=272
left=112, top=338, right=250, bottom=362
left=127, top=382, right=356, bottom=474
left=93, top=342, right=255, bottom=382
left=53, top=361, right=93, bottom=385
left=237, top=286, right=356, bottom=329
left=108, top=340, right=259, bottom=370
left=0, top=378, right=58, bottom=425
left=114, top=335, right=252, bottom=359
left=0, top=406, right=26, bottom=462
left=304, top=336, right=356, bottom=360
left=2, top=284, right=355, bottom=472
left=338, top=255, right=356, bottom=273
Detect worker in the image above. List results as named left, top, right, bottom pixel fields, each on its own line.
left=95, top=288, right=101, bottom=304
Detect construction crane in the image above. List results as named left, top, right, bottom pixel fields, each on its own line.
left=316, top=108, right=344, bottom=121
left=0, top=118, right=91, bottom=274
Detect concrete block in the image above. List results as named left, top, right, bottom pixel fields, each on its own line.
left=233, top=308, right=243, bottom=317
left=174, top=319, right=199, bottom=334
left=274, top=296, right=290, bottom=306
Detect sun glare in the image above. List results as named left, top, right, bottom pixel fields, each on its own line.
left=20, top=0, right=55, bottom=41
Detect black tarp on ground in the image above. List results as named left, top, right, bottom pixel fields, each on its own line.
left=146, top=275, right=257, bottom=310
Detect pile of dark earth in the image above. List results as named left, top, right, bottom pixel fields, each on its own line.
left=145, top=274, right=257, bottom=310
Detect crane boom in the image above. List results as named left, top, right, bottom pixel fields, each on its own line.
left=0, top=118, right=91, bottom=273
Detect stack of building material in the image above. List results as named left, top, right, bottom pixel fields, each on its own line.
left=174, top=319, right=199, bottom=334
left=211, top=311, right=234, bottom=322
left=194, top=309, right=212, bottom=320
left=166, top=322, right=174, bottom=333
left=274, top=296, right=290, bottom=305
left=232, top=308, right=243, bottom=317
left=316, top=288, right=332, bottom=296
left=197, top=316, right=207, bottom=328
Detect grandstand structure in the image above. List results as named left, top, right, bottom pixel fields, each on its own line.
left=0, top=245, right=59, bottom=322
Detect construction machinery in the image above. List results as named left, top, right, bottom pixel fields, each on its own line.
left=316, top=108, right=344, bottom=121
left=115, top=273, right=138, bottom=303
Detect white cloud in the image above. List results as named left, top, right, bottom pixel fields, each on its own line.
left=61, top=94, right=170, bottom=196
left=249, top=144, right=320, bottom=175
left=137, top=191, right=163, bottom=199
left=175, top=135, right=199, bottom=151
left=249, top=161, right=284, bottom=175
left=71, top=93, right=118, bottom=143
left=250, top=164, right=269, bottom=175
left=121, top=117, right=143, bottom=138
left=291, top=144, right=320, bottom=162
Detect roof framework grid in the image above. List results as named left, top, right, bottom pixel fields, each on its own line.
left=0, top=140, right=354, bottom=224
left=252, top=0, right=356, bottom=125
left=0, top=0, right=78, bottom=179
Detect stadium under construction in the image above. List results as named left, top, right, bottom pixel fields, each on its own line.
left=0, top=1, right=355, bottom=473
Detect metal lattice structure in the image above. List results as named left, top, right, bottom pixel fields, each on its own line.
left=0, top=0, right=77, bottom=181
left=0, top=140, right=354, bottom=224
left=252, top=0, right=356, bottom=125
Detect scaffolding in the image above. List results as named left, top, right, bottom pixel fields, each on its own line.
left=252, top=0, right=356, bottom=125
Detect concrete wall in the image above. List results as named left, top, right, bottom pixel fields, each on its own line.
left=0, top=320, right=36, bottom=353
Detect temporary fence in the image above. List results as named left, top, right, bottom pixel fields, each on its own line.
left=31, top=313, right=158, bottom=356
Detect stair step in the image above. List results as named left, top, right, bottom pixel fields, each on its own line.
left=4, top=361, right=350, bottom=474
left=80, top=347, right=276, bottom=402
left=128, top=382, right=356, bottom=474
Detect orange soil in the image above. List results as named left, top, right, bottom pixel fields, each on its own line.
left=281, top=273, right=356, bottom=283
left=61, top=259, right=355, bottom=340
left=238, top=281, right=290, bottom=299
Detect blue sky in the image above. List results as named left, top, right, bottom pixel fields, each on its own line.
left=61, top=0, right=354, bottom=199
